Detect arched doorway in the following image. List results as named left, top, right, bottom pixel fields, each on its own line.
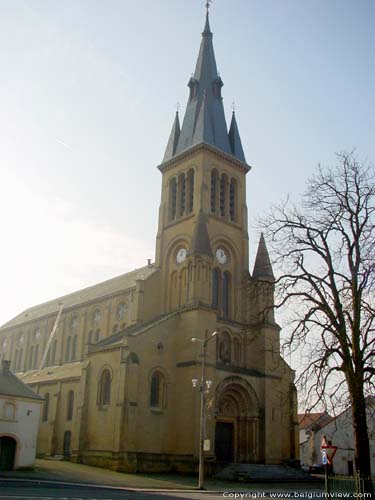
left=0, top=436, right=17, bottom=470
left=215, top=377, right=260, bottom=463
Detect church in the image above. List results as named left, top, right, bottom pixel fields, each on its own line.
left=0, top=11, right=298, bottom=472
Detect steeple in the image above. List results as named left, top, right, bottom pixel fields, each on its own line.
left=163, top=111, right=181, bottom=162
left=253, top=233, right=274, bottom=281
left=188, top=211, right=212, bottom=257
left=229, top=111, right=246, bottom=163
left=161, top=11, right=247, bottom=165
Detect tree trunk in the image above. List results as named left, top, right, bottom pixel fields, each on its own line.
left=351, top=388, right=373, bottom=494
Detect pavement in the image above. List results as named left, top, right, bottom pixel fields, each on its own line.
left=0, top=459, right=325, bottom=499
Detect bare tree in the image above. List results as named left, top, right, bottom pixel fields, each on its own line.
left=262, top=152, right=374, bottom=492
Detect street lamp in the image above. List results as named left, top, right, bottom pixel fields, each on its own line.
left=191, top=330, right=218, bottom=490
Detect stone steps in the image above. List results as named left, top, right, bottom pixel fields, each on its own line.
left=214, top=464, right=313, bottom=482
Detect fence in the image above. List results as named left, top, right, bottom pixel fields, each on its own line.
left=328, top=475, right=374, bottom=496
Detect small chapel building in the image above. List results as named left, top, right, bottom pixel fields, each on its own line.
left=0, top=11, right=299, bottom=472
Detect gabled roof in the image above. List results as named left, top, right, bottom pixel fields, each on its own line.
left=0, top=361, right=43, bottom=401
left=298, top=412, right=331, bottom=429
left=0, top=264, right=157, bottom=330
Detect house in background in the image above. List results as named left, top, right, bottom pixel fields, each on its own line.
left=299, top=398, right=375, bottom=476
left=0, top=360, right=43, bottom=470
left=298, top=411, right=332, bottom=467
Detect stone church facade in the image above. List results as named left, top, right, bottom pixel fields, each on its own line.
left=0, top=13, right=298, bottom=472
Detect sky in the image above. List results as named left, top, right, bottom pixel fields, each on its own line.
left=0, top=0, right=374, bottom=336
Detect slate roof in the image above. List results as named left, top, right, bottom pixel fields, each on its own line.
left=253, top=233, right=275, bottom=281
left=19, top=361, right=83, bottom=385
left=0, top=362, right=43, bottom=400
left=162, top=12, right=247, bottom=165
left=0, top=264, right=157, bottom=330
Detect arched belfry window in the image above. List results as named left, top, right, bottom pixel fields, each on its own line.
left=169, top=178, right=177, bottom=221
left=212, top=268, right=221, bottom=309
left=222, top=271, right=231, bottom=319
left=187, top=169, right=194, bottom=213
left=220, top=174, right=228, bottom=217
left=230, top=178, right=237, bottom=221
left=150, top=370, right=166, bottom=409
left=211, top=169, right=218, bottom=213
left=178, top=173, right=186, bottom=216
left=98, top=369, right=111, bottom=405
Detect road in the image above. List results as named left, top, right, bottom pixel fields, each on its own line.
left=0, top=479, right=326, bottom=500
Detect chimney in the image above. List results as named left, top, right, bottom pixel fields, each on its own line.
left=2, top=360, right=11, bottom=375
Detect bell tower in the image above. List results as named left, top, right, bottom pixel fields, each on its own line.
left=155, top=11, right=251, bottom=321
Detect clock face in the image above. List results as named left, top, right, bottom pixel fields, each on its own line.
left=176, top=247, right=187, bottom=264
left=216, top=248, right=228, bottom=264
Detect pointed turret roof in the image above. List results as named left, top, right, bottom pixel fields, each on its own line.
left=161, top=12, right=247, bottom=165
left=253, top=233, right=274, bottom=281
left=163, top=111, right=181, bottom=162
left=188, top=211, right=212, bottom=257
left=229, top=111, right=246, bottom=163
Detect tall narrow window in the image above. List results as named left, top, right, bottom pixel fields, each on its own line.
left=150, top=371, right=165, bottom=408
left=220, top=174, right=228, bottom=217
left=187, top=169, right=194, bottom=213
left=67, top=390, right=74, bottom=420
left=230, top=178, right=236, bottom=221
left=212, top=268, right=221, bottom=309
left=14, top=350, right=18, bottom=372
left=65, top=337, right=71, bottom=362
left=72, top=335, right=77, bottom=360
left=169, top=178, right=177, bottom=220
left=98, top=369, right=111, bottom=405
left=33, top=345, right=39, bottom=369
left=178, top=173, right=186, bottom=216
left=17, top=350, right=23, bottom=371
left=45, top=346, right=50, bottom=367
left=51, top=340, right=57, bottom=365
left=43, top=393, right=50, bottom=422
left=29, top=346, right=34, bottom=370
left=233, top=338, right=241, bottom=365
left=222, top=271, right=231, bottom=319
left=211, top=170, right=218, bottom=213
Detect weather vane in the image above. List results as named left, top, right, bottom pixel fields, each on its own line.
left=176, top=102, right=180, bottom=113
left=232, top=101, right=236, bottom=113
left=205, top=0, right=213, bottom=14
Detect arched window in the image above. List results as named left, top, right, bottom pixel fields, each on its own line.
left=67, top=390, right=74, bottom=420
left=169, top=178, right=177, bottom=220
left=71, top=335, right=78, bottom=360
left=4, top=402, right=15, bottom=420
left=43, top=393, right=50, bottom=422
left=178, top=173, right=186, bottom=216
left=217, top=332, right=231, bottom=364
left=211, top=170, right=218, bottom=213
left=222, top=271, right=231, bottom=319
left=187, top=169, right=194, bottom=213
left=220, top=174, right=228, bottom=217
left=51, top=340, right=57, bottom=365
left=230, top=178, right=236, bottom=221
left=212, top=268, right=221, bottom=309
left=98, top=369, right=111, bottom=405
left=65, top=336, right=71, bottom=362
left=150, top=371, right=166, bottom=409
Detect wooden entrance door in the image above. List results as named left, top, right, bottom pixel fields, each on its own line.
left=0, top=436, right=16, bottom=470
left=215, top=422, right=234, bottom=462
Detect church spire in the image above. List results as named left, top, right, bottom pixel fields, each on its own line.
left=253, top=233, right=274, bottom=281
left=162, top=111, right=181, bottom=162
left=229, top=110, right=246, bottom=163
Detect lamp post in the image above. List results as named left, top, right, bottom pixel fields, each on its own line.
left=191, top=330, right=217, bottom=490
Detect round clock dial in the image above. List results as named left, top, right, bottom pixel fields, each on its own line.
left=176, top=247, right=187, bottom=264
left=216, top=248, right=228, bottom=264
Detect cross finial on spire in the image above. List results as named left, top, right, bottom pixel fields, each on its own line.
left=205, top=0, right=212, bottom=14
left=232, top=101, right=236, bottom=114
left=176, top=102, right=180, bottom=113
